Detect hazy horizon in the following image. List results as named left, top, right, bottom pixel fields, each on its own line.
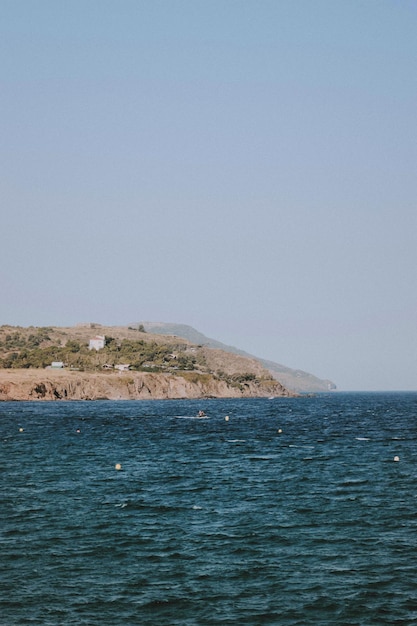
left=1, top=1, right=416, bottom=391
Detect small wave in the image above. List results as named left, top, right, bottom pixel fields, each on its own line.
left=226, top=439, right=246, bottom=443
left=192, top=505, right=202, bottom=510
left=342, top=479, right=369, bottom=486
left=356, top=437, right=370, bottom=441
left=174, top=415, right=210, bottom=420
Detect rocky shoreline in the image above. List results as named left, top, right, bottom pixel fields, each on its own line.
left=0, top=369, right=297, bottom=401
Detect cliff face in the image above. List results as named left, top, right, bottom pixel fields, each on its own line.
left=0, top=370, right=296, bottom=401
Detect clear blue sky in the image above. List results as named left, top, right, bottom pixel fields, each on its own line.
left=1, top=0, right=416, bottom=391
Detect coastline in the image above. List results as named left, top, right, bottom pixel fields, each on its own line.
left=0, top=369, right=297, bottom=401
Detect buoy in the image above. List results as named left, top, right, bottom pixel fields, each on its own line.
left=115, top=463, right=122, bottom=471
left=19, top=427, right=24, bottom=432
left=393, top=456, right=400, bottom=462
left=225, top=415, right=229, bottom=421
left=277, top=429, right=282, bottom=434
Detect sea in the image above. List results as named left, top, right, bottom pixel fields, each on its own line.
left=1, top=392, right=417, bottom=625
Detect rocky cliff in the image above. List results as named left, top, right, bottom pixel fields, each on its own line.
left=0, top=369, right=296, bottom=401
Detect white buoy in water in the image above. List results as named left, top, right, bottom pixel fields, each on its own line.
left=19, top=427, right=24, bottom=432
left=225, top=415, right=229, bottom=422
left=115, top=463, right=122, bottom=471
left=393, top=456, right=400, bottom=462
left=277, top=429, right=282, bottom=434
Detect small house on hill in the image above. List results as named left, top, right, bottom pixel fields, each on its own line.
left=89, top=335, right=106, bottom=351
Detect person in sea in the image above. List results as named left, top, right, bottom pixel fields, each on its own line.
left=198, top=410, right=206, bottom=417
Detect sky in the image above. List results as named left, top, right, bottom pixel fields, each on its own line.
left=1, top=0, right=416, bottom=391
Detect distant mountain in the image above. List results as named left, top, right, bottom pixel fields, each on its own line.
left=138, top=322, right=336, bottom=393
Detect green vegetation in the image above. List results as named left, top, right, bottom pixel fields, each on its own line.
left=215, top=370, right=274, bottom=391
left=0, top=332, right=200, bottom=373
left=102, top=338, right=198, bottom=371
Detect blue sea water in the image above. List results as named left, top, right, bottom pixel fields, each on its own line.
left=1, top=392, right=417, bottom=625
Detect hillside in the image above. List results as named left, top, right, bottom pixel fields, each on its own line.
left=136, top=322, right=336, bottom=393
left=0, top=324, right=296, bottom=400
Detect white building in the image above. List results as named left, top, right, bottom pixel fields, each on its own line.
left=89, top=335, right=106, bottom=351
left=115, top=364, right=130, bottom=372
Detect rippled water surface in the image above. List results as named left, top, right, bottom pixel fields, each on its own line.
left=1, top=393, right=417, bottom=625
